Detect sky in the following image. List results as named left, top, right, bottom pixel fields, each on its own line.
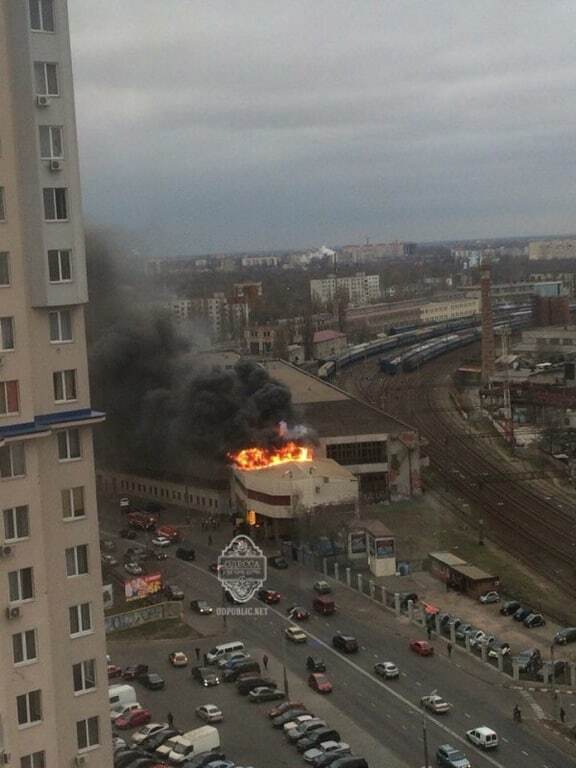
left=68, top=0, right=576, bottom=255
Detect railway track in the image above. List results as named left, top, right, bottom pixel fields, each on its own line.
left=339, top=349, right=576, bottom=602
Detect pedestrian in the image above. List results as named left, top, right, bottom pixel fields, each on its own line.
left=195, top=647, right=200, bottom=663
left=167, top=711, right=174, bottom=728
left=427, top=626, right=432, bottom=641
left=447, top=642, right=453, bottom=659
left=203, top=652, right=208, bottom=666
left=208, top=534, right=213, bottom=546
left=560, top=707, right=566, bottom=724
left=263, top=654, right=269, bottom=671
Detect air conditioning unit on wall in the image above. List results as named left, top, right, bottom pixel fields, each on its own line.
left=36, top=94, right=50, bottom=107
left=0, top=544, right=12, bottom=557
left=0, top=751, right=11, bottom=765
left=49, top=159, right=62, bottom=172
left=73, top=755, right=87, bottom=767
left=5, top=605, right=20, bottom=620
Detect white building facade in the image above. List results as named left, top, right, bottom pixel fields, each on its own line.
left=310, top=273, right=381, bottom=306
left=0, top=2, right=112, bottom=765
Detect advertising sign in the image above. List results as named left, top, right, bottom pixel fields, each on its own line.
left=218, top=535, right=266, bottom=603
left=349, top=532, right=367, bottom=554
left=102, top=583, right=114, bottom=610
left=375, top=537, right=395, bottom=558
left=124, top=572, right=163, bottom=602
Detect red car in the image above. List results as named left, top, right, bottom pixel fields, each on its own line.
left=123, top=664, right=149, bottom=680
left=107, top=664, right=123, bottom=680
left=308, top=672, right=333, bottom=694
left=410, top=640, right=434, bottom=657
left=258, top=588, right=281, bottom=604
left=287, top=606, right=310, bottom=621
left=114, top=708, right=152, bottom=730
left=127, top=511, right=158, bottom=531
left=268, top=701, right=305, bottom=719
left=156, top=524, right=181, bottom=542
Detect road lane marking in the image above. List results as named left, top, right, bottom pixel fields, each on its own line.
left=521, top=751, right=529, bottom=757
left=464, top=713, right=471, bottom=719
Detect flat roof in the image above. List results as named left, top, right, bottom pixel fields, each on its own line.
left=234, top=458, right=356, bottom=489
left=523, top=326, right=576, bottom=339
left=429, top=551, right=467, bottom=567
left=358, top=519, right=393, bottom=537
left=261, top=359, right=416, bottom=436
left=453, top=564, right=496, bottom=581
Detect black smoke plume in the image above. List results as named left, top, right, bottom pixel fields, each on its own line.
left=86, top=232, right=295, bottom=476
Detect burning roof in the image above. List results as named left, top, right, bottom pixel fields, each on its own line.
left=229, top=441, right=313, bottom=471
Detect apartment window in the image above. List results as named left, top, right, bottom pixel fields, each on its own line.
left=0, top=317, right=15, bottom=350
left=0, top=252, right=9, bottom=285
left=3, top=505, right=30, bottom=541
left=62, top=486, right=85, bottom=520
left=57, top=428, right=81, bottom=460
left=20, top=752, right=45, bottom=768
left=0, top=187, right=5, bottom=220
left=16, top=690, right=42, bottom=728
left=0, top=443, right=26, bottom=479
left=9, top=567, right=34, bottom=602
left=43, top=187, right=67, bottom=220
left=69, top=602, right=92, bottom=636
left=66, top=544, right=88, bottom=576
left=49, top=309, right=72, bottom=342
left=39, top=125, right=63, bottom=159
left=29, top=0, right=54, bottom=32
left=53, top=369, right=77, bottom=402
left=12, top=629, right=37, bottom=665
left=77, top=716, right=99, bottom=751
left=34, top=62, right=58, bottom=96
left=47, top=248, right=71, bottom=281
left=73, top=659, right=96, bottom=694
left=0, top=380, right=20, bottom=415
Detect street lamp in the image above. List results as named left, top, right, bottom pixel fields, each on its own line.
left=281, top=629, right=290, bottom=698
left=422, top=717, right=429, bottom=768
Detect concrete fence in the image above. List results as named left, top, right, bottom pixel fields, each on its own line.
left=105, top=600, right=182, bottom=634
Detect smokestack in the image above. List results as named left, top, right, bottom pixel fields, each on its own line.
left=480, top=260, right=495, bottom=383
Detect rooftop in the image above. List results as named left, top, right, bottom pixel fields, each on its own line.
left=313, top=329, right=347, bottom=343
left=522, top=326, right=576, bottom=339
left=429, top=551, right=467, bottom=567
left=234, top=457, right=357, bottom=488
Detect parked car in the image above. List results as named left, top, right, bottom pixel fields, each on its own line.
left=283, top=715, right=317, bottom=734
left=315, top=752, right=356, bottom=768
left=513, top=606, right=533, bottom=622
left=257, top=588, right=282, bottom=604
left=195, top=704, right=223, bottom=723
left=304, top=741, right=350, bottom=765
left=435, top=744, right=471, bottom=768
left=184, top=754, right=227, bottom=768
left=222, top=660, right=261, bottom=681
left=217, top=651, right=251, bottom=669
left=102, top=553, right=119, bottom=567
left=313, top=597, right=336, bottom=615
left=269, top=556, right=289, bottom=569
left=156, top=524, right=181, bottom=542
left=332, top=635, right=359, bottom=654
left=420, top=694, right=451, bottom=714
left=306, top=656, right=326, bottom=672
left=467, top=631, right=488, bottom=648
left=138, top=728, right=179, bottom=753
left=111, top=701, right=143, bottom=723
left=176, top=547, right=196, bottom=561
left=329, top=759, right=368, bottom=768
left=487, top=641, right=511, bottom=659
left=248, top=686, right=286, bottom=703
left=115, top=708, right=152, bottom=730
left=524, top=613, right=546, bottom=628
left=272, top=709, right=309, bottom=727
left=536, top=660, right=567, bottom=681
left=237, top=676, right=276, bottom=695
left=287, top=720, right=327, bottom=742
left=108, top=664, right=123, bottom=680
left=285, top=626, right=307, bottom=643
left=308, top=673, right=332, bottom=694
left=288, top=605, right=310, bottom=621
left=190, top=599, right=213, bottom=614
left=164, top=584, right=184, bottom=601
left=124, top=561, right=143, bottom=576
left=123, top=664, right=149, bottom=680
left=131, top=723, right=170, bottom=745
left=193, top=667, right=220, bottom=687
left=373, top=661, right=399, bottom=679
left=313, top=580, right=332, bottom=594
left=479, top=591, right=500, bottom=604
left=500, top=599, right=521, bottom=616
left=554, top=627, right=576, bottom=645
left=513, top=648, right=542, bottom=673
left=297, top=728, right=341, bottom=753
left=151, top=536, right=171, bottom=548
left=409, top=640, right=433, bottom=656
left=127, top=511, right=158, bottom=531
left=169, top=651, right=189, bottom=667
left=455, top=623, right=473, bottom=641
left=139, top=672, right=165, bottom=690
left=466, top=726, right=499, bottom=750
left=268, top=701, right=305, bottom=719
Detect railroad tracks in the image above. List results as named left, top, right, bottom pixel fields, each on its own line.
left=340, top=349, right=576, bottom=601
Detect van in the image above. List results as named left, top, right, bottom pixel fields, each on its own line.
left=167, top=725, right=220, bottom=764
left=108, top=684, right=137, bottom=711
left=313, top=597, right=336, bottom=615
left=206, top=641, right=245, bottom=664
left=223, top=660, right=260, bottom=682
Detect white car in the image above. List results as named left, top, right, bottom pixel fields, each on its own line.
left=112, top=736, right=127, bottom=752
left=131, top=723, right=169, bottom=745
left=479, top=591, right=500, bottom=604
left=152, top=536, right=171, bottom=547
left=110, top=701, right=142, bottom=722
left=420, top=694, right=451, bottom=714
left=466, top=726, right=499, bottom=750
left=124, top=561, right=143, bottom=575
left=195, top=704, right=223, bottom=723
left=285, top=625, right=307, bottom=643
left=303, top=741, right=350, bottom=764
left=169, top=651, right=189, bottom=667
left=374, top=661, right=399, bottom=679
left=283, top=714, right=315, bottom=732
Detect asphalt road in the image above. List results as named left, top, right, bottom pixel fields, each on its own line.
left=101, top=508, right=576, bottom=768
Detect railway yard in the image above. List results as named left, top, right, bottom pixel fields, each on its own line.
left=338, top=344, right=576, bottom=624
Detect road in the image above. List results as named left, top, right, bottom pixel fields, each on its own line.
left=102, top=509, right=576, bottom=768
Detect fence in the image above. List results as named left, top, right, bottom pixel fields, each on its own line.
left=105, top=600, right=182, bottom=635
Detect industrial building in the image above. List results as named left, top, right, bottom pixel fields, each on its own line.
left=529, top=239, right=576, bottom=261
left=261, top=360, right=421, bottom=501
left=419, top=297, right=480, bottom=324
left=0, top=2, right=112, bottom=765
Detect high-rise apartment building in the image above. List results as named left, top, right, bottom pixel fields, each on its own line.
left=310, top=273, right=381, bottom=307
left=0, top=2, right=112, bottom=766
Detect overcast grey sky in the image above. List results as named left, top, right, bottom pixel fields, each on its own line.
left=68, top=0, right=576, bottom=254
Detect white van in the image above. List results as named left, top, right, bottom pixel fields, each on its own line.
left=466, top=726, right=499, bottom=750
left=108, top=684, right=137, bottom=712
left=206, top=640, right=245, bottom=664
left=168, top=726, right=220, bottom=764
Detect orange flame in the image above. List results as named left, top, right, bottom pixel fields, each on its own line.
left=230, top=441, right=314, bottom=470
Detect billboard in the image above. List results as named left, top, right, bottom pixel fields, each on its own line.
left=124, top=572, right=163, bottom=602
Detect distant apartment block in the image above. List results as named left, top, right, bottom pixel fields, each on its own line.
left=245, top=325, right=278, bottom=355
left=310, top=273, right=381, bottom=307
left=233, top=281, right=263, bottom=304
left=340, top=241, right=416, bottom=262
left=529, top=239, right=576, bottom=261
left=164, top=293, right=249, bottom=340
left=240, top=255, right=279, bottom=268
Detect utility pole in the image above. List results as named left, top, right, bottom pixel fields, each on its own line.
left=422, top=717, right=429, bottom=768
left=282, top=631, right=290, bottom=697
